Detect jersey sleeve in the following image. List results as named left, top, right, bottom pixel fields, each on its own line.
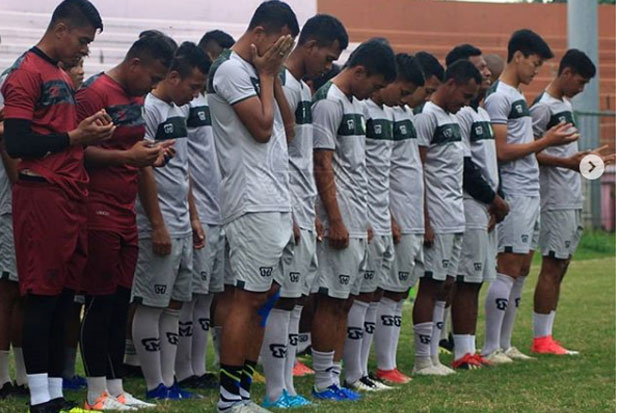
left=1, top=69, right=40, bottom=121
left=485, top=91, right=510, bottom=125
left=281, top=83, right=298, bottom=114
left=312, top=99, right=342, bottom=150
left=143, top=104, right=160, bottom=142
left=75, top=86, right=105, bottom=123
left=213, top=61, right=257, bottom=105
left=530, top=102, right=552, bottom=139
left=413, top=112, right=436, bottom=148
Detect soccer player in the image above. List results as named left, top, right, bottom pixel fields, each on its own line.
left=207, top=2, right=298, bottom=411
left=76, top=34, right=177, bottom=409
left=445, top=45, right=509, bottom=369
left=260, top=14, right=348, bottom=408
left=530, top=49, right=612, bottom=355
left=410, top=52, right=443, bottom=114
left=130, top=41, right=210, bottom=401
left=482, top=29, right=578, bottom=363
left=412, top=59, right=482, bottom=376
left=1, top=1, right=115, bottom=411
left=374, top=54, right=425, bottom=384
left=198, top=30, right=236, bottom=61
left=484, top=54, right=504, bottom=85
left=311, top=38, right=395, bottom=401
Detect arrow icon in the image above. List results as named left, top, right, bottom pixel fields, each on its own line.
left=588, top=161, right=596, bottom=173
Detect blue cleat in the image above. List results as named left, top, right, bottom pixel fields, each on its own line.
left=336, top=386, right=362, bottom=401
left=145, top=383, right=170, bottom=400
left=62, top=376, right=87, bottom=391
left=283, top=390, right=312, bottom=407
left=262, top=391, right=290, bottom=408
left=311, top=384, right=348, bottom=401
left=167, top=384, right=196, bottom=399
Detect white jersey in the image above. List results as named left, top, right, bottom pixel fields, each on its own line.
left=281, top=68, right=316, bottom=231
left=364, top=99, right=393, bottom=236
left=208, top=49, right=290, bottom=224
left=136, top=93, right=191, bottom=238
left=187, top=92, right=221, bottom=225
left=530, top=91, right=582, bottom=211
left=485, top=80, right=539, bottom=197
left=312, top=81, right=368, bottom=239
left=415, top=101, right=465, bottom=234
left=389, top=105, right=424, bottom=234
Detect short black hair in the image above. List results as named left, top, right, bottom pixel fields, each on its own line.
left=558, top=48, right=596, bottom=79
left=170, top=41, right=211, bottom=78
left=346, top=38, right=397, bottom=83
left=50, top=0, right=103, bottom=31
left=139, top=29, right=165, bottom=39
left=507, top=29, right=553, bottom=62
left=415, top=51, right=444, bottom=82
left=198, top=30, right=235, bottom=50
left=248, top=1, right=299, bottom=37
left=444, top=59, right=482, bottom=85
left=298, top=14, right=348, bottom=51
left=308, top=63, right=341, bottom=91
left=395, top=53, right=424, bottom=87
left=126, top=34, right=178, bottom=69
left=445, top=44, right=482, bottom=67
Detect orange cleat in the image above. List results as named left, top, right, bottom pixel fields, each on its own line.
left=471, top=353, right=493, bottom=367
left=375, top=368, right=412, bottom=384
left=532, top=336, right=579, bottom=355
left=293, top=359, right=315, bottom=376
left=452, top=354, right=482, bottom=370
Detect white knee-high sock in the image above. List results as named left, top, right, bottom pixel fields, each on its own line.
left=374, top=297, right=397, bottom=371
left=549, top=310, right=556, bottom=336
left=311, top=349, right=334, bottom=391
left=285, top=305, right=302, bottom=395
left=0, top=350, right=10, bottom=385
left=192, top=293, right=213, bottom=377
left=430, top=301, right=446, bottom=361
left=175, top=300, right=195, bottom=382
left=261, top=308, right=290, bottom=402
left=390, top=299, right=404, bottom=369
left=500, top=276, right=526, bottom=350
left=159, top=308, right=180, bottom=388
left=413, top=322, right=433, bottom=364
left=343, top=300, right=369, bottom=384
left=360, top=301, right=378, bottom=376
left=482, top=274, right=514, bottom=355
left=13, top=347, right=28, bottom=386
left=132, top=305, right=164, bottom=391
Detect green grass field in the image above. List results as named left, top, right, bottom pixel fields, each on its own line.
left=1, top=231, right=615, bottom=412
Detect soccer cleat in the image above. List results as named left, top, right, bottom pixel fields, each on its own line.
left=531, top=336, right=579, bottom=356
left=336, top=385, right=362, bottom=401
left=243, top=401, right=273, bottom=413
left=63, top=376, right=87, bottom=391
left=471, top=353, right=493, bottom=367
left=375, top=368, right=411, bottom=384
left=252, top=370, right=266, bottom=383
left=484, top=349, right=513, bottom=365
left=216, top=401, right=259, bottom=413
left=412, top=358, right=449, bottom=376
left=452, top=354, right=482, bottom=370
left=292, top=360, right=314, bottom=376
left=13, top=383, right=29, bottom=397
left=51, top=397, right=91, bottom=413
left=167, top=384, right=196, bottom=399
left=439, top=333, right=454, bottom=354
left=262, top=391, right=289, bottom=408
left=551, top=338, right=579, bottom=355
left=344, top=377, right=380, bottom=392
left=431, top=356, right=455, bottom=375
left=363, top=376, right=392, bottom=391
left=85, top=392, right=137, bottom=411
left=282, top=390, right=312, bottom=407
left=311, top=385, right=348, bottom=401
left=196, top=373, right=219, bottom=388
left=504, top=346, right=535, bottom=360
left=145, top=383, right=169, bottom=400
left=29, top=401, right=59, bottom=413
left=116, top=392, right=156, bottom=409
left=0, top=381, right=14, bottom=399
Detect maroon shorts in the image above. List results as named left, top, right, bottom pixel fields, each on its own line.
left=82, top=229, right=138, bottom=295
left=13, top=179, right=87, bottom=296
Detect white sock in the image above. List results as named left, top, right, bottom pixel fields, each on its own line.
left=549, top=310, right=556, bottom=336
left=430, top=301, right=446, bottom=360
left=160, top=308, right=180, bottom=388
left=500, top=276, right=526, bottom=350
left=390, top=300, right=404, bottom=369
left=297, top=332, right=311, bottom=355
left=414, top=322, right=433, bottom=363
left=86, top=376, right=107, bottom=405
left=48, top=377, right=63, bottom=400
left=374, top=297, right=397, bottom=371
left=192, top=293, right=213, bottom=377
left=331, top=360, right=342, bottom=386
left=343, top=300, right=369, bottom=384
left=533, top=312, right=552, bottom=339
left=311, top=349, right=334, bottom=391
left=360, top=301, right=378, bottom=376
left=469, top=334, right=477, bottom=354
left=212, top=326, right=222, bottom=369
left=285, top=305, right=302, bottom=396
left=106, top=378, right=124, bottom=398
left=441, top=311, right=452, bottom=341
left=13, top=347, right=28, bottom=386
left=132, top=305, right=164, bottom=391
left=27, top=373, right=50, bottom=406
left=175, top=300, right=195, bottom=382
left=453, top=334, right=470, bottom=361
left=124, top=338, right=140, bottom=367
left=261, top=308, right=290, bottom=402
left=0, top=350, right=10, bottom=385
left=482, top=274, right=514, bottom=355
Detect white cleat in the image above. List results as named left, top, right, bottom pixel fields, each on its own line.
left=117, top=392, right=157, bottom=409
left=504, top=346, right=535, bottom=360
left=86, top=392, right=138, bottom=411
left=413, top=358, right=450, bottom=376
left=432, top=355, right=455, bottom=375
left=345, top=378, right=381, bottom=392
left=485, top=349, right=513, bottom=365
left=365, top=376, right=393, bottom=391
left=244, top=401, right=273, bottom=413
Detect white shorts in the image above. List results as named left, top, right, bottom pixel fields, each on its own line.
left=357, top=234, right=394, bottom=294
left=382, top=233, right=424, bottom=293
left=131, top=235, right=193, bottom=307
left=193, top=224, right=225, bottom=295
left=416, top=233, right=463, bottom=282
left=0, top=214, right=17, bottom=282
left=278, top=228, right=318, bottom=298
left=457, top=228, right=497, bottom=284
left=539, top=209, right=583, bottom=259
left=312, top=237, right=368, bottom=299
left=497, top=195, right=540, bottom=254
left=224, top=212, right=292, bottom=293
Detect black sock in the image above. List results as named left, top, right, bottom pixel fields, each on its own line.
left=218, top=364, right=242, bottom=409
left=80, top=294, right=114, bottom=377
left=107, top=287, right=131, bottom=379
left=23, top=294, right=58, bottom=374
left=239, top=360, right=257, bottom=400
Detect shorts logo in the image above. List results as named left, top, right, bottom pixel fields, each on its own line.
left=418, top=334, right=431, bottom=344
left=398, top=271, right=409, bottom=281
left=436, top=321, right=444, bottom=330
left=381, top=315, right=395, bottom=326
left=515, top=297, right=521, bottom=308
left=198, top=318, right=210, bottom=332
left=442, top=259, right=450, bottom=269
left=200, top=271, right=208, bottom=281
left=495, top=298, right=508, bottom=311
left=141, top=338, right=160, bottom=352
left=347, top=327, right=363, bottom=340
left=289, top=272, right=300, bottom=283
left=154, top=284, right=167, bottom=295
left=288, top=333, right=299, bottom=346
left=166, top=332, right=179, bottom=345
left=473, top=262, right=482, bottom=271
left=394, top=315, right=402, bottom=327
left=339, top=274, right=350, bottom=285
left=178, top=321, right=193, bottom=337
left=364, top=270, right=374, bottom=280
left=259, top=267, right=273, bottom=277
left=521, top=234, right=529, bottom=243
left=364, top=322, right=376, bottom=334
left=269, top=344, right=287, bottom=358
